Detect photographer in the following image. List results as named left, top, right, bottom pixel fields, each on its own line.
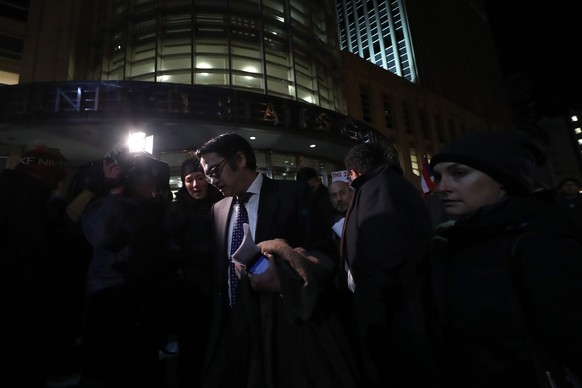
left=78, top=150, right=171, bottom=388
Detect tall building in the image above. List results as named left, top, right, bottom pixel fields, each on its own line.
left=336, top=0, right=513, bottom=129
left=0, top=0, right=384, bottom=193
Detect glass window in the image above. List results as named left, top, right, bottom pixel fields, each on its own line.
left=231, top=45, right=261, bottom=59
left=195, top=42, right=228, bottom=54
left=196, top=56, right=228, bottom=70
left=266, top=63, right=291, bottom=80
left=129, top=60, right=155, bottom=78
left=232, top=73, right=264, bottom=90
left=160, top=55, right=191, bottom=71
left=195, top=72, right=228, bottom=85
left=267, top=77, right=294, bottom=98
left=232, top=58, right=261, bottom=74
left=158, top=73, right=192, bottom=84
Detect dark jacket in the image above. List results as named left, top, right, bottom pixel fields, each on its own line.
left=340, top=163, right=441, bottom=388
left=163, top=185, right=223, bottom=293
left=0, top=168, right=68, bottom=386
left=203, top=175, right=358, bottom=388
left=432, top=192, right=582, bottom=387
left=81, top=193, right=166, bottom=294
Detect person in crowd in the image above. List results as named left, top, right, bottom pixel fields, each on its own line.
left=430, top=130, right=582, bottom=388
left=340, top=141, right=442, bottom=388
left=296, top=166, right=336, bottom=227
left=0, top=142, right=68, bottom=388
left=328, top=179, right=353, bottom=223
left=555, top=177, right=582, bottom=221
left=162, top=155, right=223, bottom=388
left=79, top=152, right=171, bottom=388
left=195, top=132, right=359, bottom=388
left=327, top=178, right=354, bottom=249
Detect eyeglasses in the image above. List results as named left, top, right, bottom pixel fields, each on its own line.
left=205, top=158, right=228, bottom=181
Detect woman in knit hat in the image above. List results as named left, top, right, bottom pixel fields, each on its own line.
left=429, top=130, right=582, bottom=388
left=161, top=155, right=223, bottom=387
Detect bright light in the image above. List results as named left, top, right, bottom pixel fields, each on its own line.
left=158, top=75, right=169, bottom=82
left=309, top=144, right=316, bottom=148
left=572, top=115, right=579, bottom=122
left=250, top=136, right=256, bottom=140
left=575, top=128, right=582, bottom=134
left=128, top=132, right=154, bottom=154
left=198, top=63, right=211, bottom=76
left=302, top=96, right=313, bottom=103
left=243, top=66, right=258, bottom=80
left=276, top=16, right=285, bottom=23
left=578, top=139, right=582, bottom=145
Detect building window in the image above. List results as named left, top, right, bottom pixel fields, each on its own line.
left=0, top=0, right=29, bottom=22
left=360, top=84, right=372, bottom=123
left=409, top=147, right=419, bottom=176
left=434, top=113, right=445, bottom=143
left=0, top=34, right=24, bottom=61
left=402, top=100, right=413, bottom=134
left=382, top=93, right=395, bottom=129
left=419, top=108, right=431, bottom=139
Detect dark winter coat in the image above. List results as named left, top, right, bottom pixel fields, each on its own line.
left=0, top=168, right=68, bottom=386
left=163, top=185, right=223, bottom=294
left=432, top=191, right=582, bottom=388
left=340, top=163, right=442, bottom=388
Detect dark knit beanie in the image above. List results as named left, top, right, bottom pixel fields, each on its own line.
left=180, top=157, right=203, bottom=182
left=430, top=130, right=546, bottom=196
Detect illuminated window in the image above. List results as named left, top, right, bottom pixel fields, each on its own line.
left=410, top=147, right=420, bottom=176
left=0, top=70, right=19, bottom=85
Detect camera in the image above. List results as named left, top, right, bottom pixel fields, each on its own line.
left=117, top=152, right=170, bottom=189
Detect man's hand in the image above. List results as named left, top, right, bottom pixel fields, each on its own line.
left=248, top=253, right=281, bottom=293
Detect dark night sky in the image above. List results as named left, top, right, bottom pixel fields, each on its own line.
left=483, top=1, right=582, bottom=118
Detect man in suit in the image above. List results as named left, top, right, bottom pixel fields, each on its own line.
left=195, top=133, right=358, bottom=388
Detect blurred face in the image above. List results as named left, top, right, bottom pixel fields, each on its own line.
left=560, top=180, right=581, bottom=196
left=329, top=181, right=353, bottom=214
left=200, top=152, right=247, bottom=197
left=184, top=171, right=209, bottom=200
left=307, top=177, right=321, bottom=192
left=433, top=162, right=506, bottom=216
left=130, top=181, right=159, bottom=200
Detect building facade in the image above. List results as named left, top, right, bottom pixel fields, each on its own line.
left=5, top=0, right=567, bottom=192
left=1, top=0, right=385, bottom=194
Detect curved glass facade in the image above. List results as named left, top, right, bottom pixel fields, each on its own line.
left=97, top=0, right=345, bottom=112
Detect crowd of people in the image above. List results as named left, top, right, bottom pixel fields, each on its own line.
left=1, top=129, right=581, bottom=388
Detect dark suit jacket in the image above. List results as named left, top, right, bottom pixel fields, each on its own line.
left=202, top=174, right=358, bottom=388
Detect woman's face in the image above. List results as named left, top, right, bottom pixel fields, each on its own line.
left=184, top=171, right=209, bottom=200
left=433, top=162, right=506, bottom=216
